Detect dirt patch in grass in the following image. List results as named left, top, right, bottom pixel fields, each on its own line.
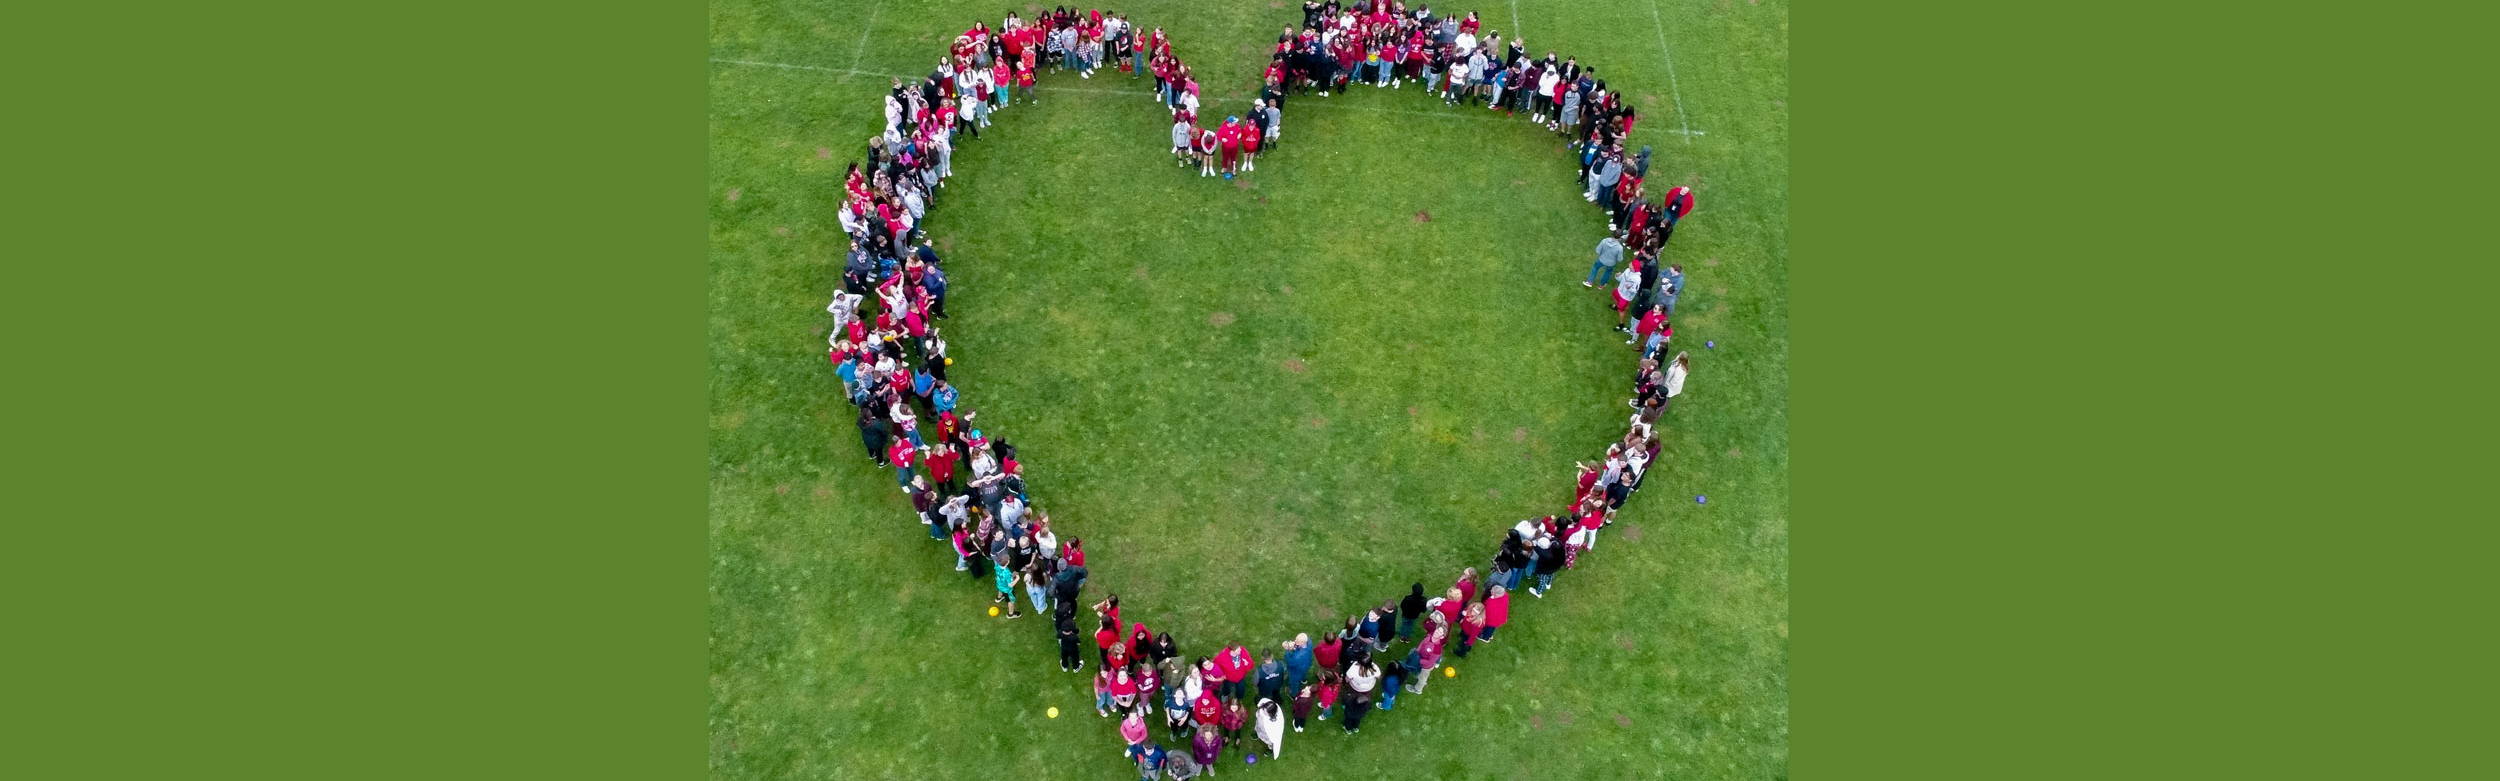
left=1414, top=210, right=1432, bottom=223
left=1613, top=714, right=1633, bottom=728
left=1134, top=264, right=1150, bottom=280
left=775, top=483, right=790, bottom=495
left=938, top=235, right=954, bottom=252
left=1529, top=714, right=1544, bottom=730
left=813, top=486, right=831, bottom=500
left=1727, top=446, right=1742, bottom=459
left=1557, top=710, right=1575, bottom=726
left=1704, top=256, right=1721, bottom=266
left=1714, top=285, right=1728, bottom=297
left=1308, top=416, right=1327, bottom=429
left=1513, top=427, right=1529, bottom=443
left=775, top=226, right=790, bottom=236
left=724, top=188, right=741, bottom=202
left=1487, top=488, right=1501, bottom=500
left=1617, top=635, right=1636, bottom=651
left=817, top=147, right=832, bottom=160
left=1622, top=523, right=1645, bottom=542
left=1283, top=358, right=1306, bottom=374
left=1280, top=284, right=1294, bottom=295
left=1207, top=311, right=1235, bottom=327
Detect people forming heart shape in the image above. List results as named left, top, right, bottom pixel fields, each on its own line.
left=820, top=3, right=1701, bottom=773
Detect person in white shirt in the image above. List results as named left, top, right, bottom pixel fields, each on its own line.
left=1663, top=351, right=1691, bottom=408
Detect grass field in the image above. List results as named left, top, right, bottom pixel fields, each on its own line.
left=710, top=1, right=1787, bottom=779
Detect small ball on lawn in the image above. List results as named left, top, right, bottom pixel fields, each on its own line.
left=1444, top=666, right=1458, bottom=678
left=1706, top=340, right=1715, bottom=349
left=945, top=357, right=954, bottom=366
left=1696, top=495, right=1708, bottom=504
left=1047, top=706, right=1060, bottom=718
left=1245, top=755, right=1257, bottom=765
left=988, top=605, right=1000, bottom=617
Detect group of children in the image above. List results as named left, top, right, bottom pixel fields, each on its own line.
left=818, top=4, right=1706, bottom=778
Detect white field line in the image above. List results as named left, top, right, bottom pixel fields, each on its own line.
left=1510, top=0, right=1523, bottom=42
left=1645, top=0, right=1695, bottom=144
left=850, top=0, right=883, bottom=71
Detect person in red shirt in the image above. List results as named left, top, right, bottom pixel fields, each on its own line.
left=1313, top=633, right=1342, bottom=674
left=1095, top=615, right=1122, bottom=668
left=1191, top=687, right=1222, bottom=727
left=886, top=438, right=918, bottom=491
left=1458, top=601, right=1487, bottom=658
left=1613, top=171, right=1644, bottom=231
left=1661, top=184, right=1696, bottom=226
left=1240, top=111, right=1262, bottom=171
left=1636, top=305, right=1670, bottom=355
left=1314, top=670, right=1340, bottom=721
left=1216, top=117, right=1243, bottom=179
left=1215, top=642, right=1254, bottom=700
left=1194, top=126, right=1218, bottom=178
left=1111, top=666, right=1141, bottom=713
left=1481, top=585, right=1512, bottom=642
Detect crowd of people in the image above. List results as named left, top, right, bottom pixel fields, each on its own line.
left=819, top=4, right=1703, bottom=777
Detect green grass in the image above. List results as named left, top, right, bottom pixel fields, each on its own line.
left=711, top=1, right=1787, bottom=778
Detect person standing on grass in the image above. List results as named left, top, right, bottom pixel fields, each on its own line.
left=1480, top=584, right=1511, bottom=642
left=1190, top=725, right=1224, bottom=776
left=1587, top=231, right=1625, bottom=287
left=1164, top=749, right=1202, bottom=781
left=1314, top=669, right=1340, bottom=722
left=1398, top=583, right=1428, bottom=642
left=1096, top=664, right=1118, bottom=717
left=1171, top=113, right=1194, bottom=169
left=1254, top=698, right=1285, bottom=760
left=857, top=405, right=890, bottom=465
left=1663, top=350, right=1692, bottom=411
left=1119, top=710, right=1151, bottom=757
left=1636, top=304, right=1670, bottom=354
left=1219, top=696, right=1248, bottom=749
left=1163, top=676, right=1194, bottom=742
left=1239, top=110, right=1262, bottom=172
left=1458, top=601, right=1487, bottom=658
left=1283, top=633, right=1313, bottom=693
left=1531, top=536, right=1567, bottom=596
left=1058, top=613, right=1086, bottom=672
left=1217, top=116, right=1244, bottom=180
left=992, top=532, right=1025, bottom=616
left=1341, top=660, right=1378, bottom=733
left=1255, top=648, right=1287, bottom=704
left=1195, top=125, right=1220, bottom=178
left=887, top=437, right=919, bottom=491
left=1290, top=681, right=1315, bottom=733
left=1216, top=642, right=1254, bottom=702
left=1378, top=644, right=1407, bottom=711
left=1613, top=256, right=1646, bottom=331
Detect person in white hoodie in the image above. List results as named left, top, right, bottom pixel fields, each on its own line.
left=1252, top=698, right=1285, bottom=761
left=1663, top=350, right=1691, bottom=410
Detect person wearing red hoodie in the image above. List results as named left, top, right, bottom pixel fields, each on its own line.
left=1191, top=686, right=1222, bottom=730
left=1313, top=633, right=1343, bottom=674
left=1215, top=642, right=1255, bottom=701
left=1480, top=584, right=1512, bottom=642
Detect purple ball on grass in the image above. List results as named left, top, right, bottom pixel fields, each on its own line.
left=1696, top=495, right=1708, bottom=504
left=1245, top=755, right=1258, bottom=765
left=1706, top=340, right=1715, bottom=349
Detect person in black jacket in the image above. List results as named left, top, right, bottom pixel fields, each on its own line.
left=1530, top=537, right=1567, bottom=597
left=857, top=405, right=890, bottom=464
left=1057, top=615, right=1086, bottom=672
left=1397, top=583, right=1428, bottom=642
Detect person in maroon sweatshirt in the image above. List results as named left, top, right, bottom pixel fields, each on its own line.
left=1313, top=634, right=1343, bottom=674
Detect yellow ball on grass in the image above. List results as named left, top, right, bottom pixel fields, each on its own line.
left=988, top=605, right=1000, bottom=617
left=1047, top=706, right=1060, bottom=718
left=1444, top=666, right=1458, bottom=678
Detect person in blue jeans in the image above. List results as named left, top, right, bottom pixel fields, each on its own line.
left=1586, top=232, right=1625, bottom=287
left=1379, top=655, right=1405, bottom=711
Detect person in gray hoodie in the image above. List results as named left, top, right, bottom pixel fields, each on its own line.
left=1586, top=231, right=1626, bottom=288
left=1589, top=149, right=1624, bottom=210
